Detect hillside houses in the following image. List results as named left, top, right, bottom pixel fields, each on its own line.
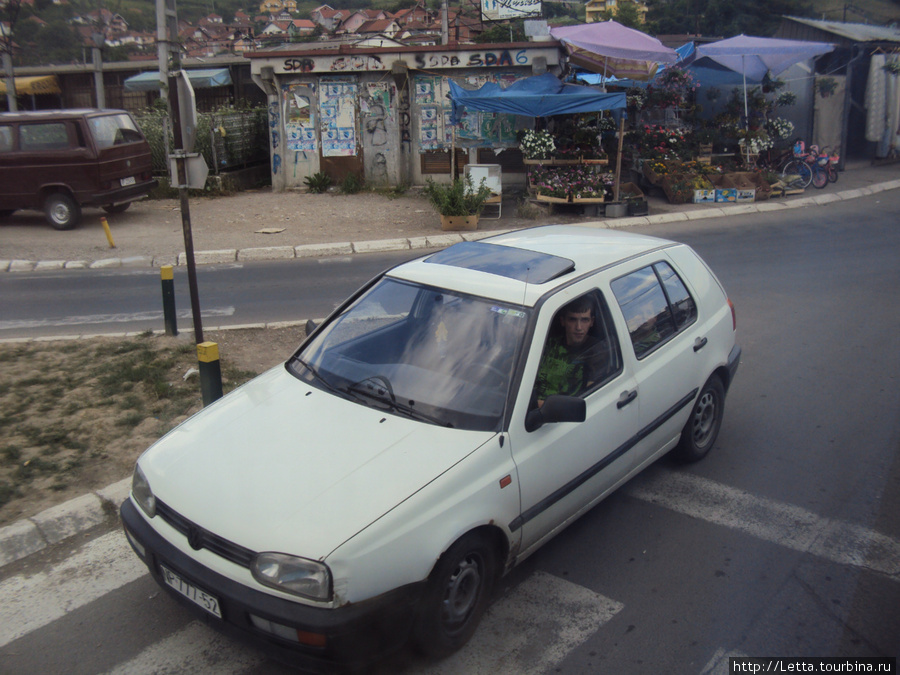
left=54, top=1, right=489, bottom=61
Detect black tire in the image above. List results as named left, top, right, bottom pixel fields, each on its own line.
left=0, top=209, right=15, bottom=218
left=780, top=160, right=812, bottom=189
left=413, top=532, right=498, bottom=659
left=674, top=375, right=725, bottom=463
left=43, top=193, right=81, bottom=230
left=102, top=202, right=131, bottom=214
left=812, top=166, right=829, bottom=189
left=827, top=165, right=839, bottom=183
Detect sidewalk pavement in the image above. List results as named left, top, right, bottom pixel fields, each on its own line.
left=1, top=160, right=899, bottom=570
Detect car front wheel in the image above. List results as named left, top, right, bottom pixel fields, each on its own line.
left=413, top=532, right=498, bottom=658
left=43, top=193, right=81, bottom=230
left=674, top=375, right=725, bottom=462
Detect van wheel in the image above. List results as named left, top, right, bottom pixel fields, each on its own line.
left=102, top=203, right=131, bottom=214
left=43, top=193, right=81, bottom=230
left=0, top=210, right=15, bottom=218
left=413, top=532, right=498, bottom=659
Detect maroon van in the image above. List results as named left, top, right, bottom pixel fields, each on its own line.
left=0, top=109, right=157, bottom=230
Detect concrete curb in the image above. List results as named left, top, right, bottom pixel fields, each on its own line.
left=2, top=180, right=896, bottom=275
left=1, top=178, right=898, bottom=569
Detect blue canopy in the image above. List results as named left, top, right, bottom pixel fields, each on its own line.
left=124, top=68, right=232, bottom=92
left=449, top=73, right=626, bottom=124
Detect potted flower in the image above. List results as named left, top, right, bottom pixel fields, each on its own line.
left=519, top=129, right=556, bottom=161
left=423, top=175, right=493, bottom=231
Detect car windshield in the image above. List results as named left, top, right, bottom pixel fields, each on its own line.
left=88, top=114, right=144, bottom=148
left=288, top=277, right=530, bottom=432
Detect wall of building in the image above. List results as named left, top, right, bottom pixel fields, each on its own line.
left=249, top=43, right=560, bottom=190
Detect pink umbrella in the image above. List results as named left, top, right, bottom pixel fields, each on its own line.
left=550, top=21, right=678, bottom=81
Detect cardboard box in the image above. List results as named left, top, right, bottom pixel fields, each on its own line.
left=715, top=188, right=737, bottom=203
left=693, top=189, right=716, bottom=203
left=736, top=189, right=756, bottom=202
left=619, top=182, right=644, bottom=200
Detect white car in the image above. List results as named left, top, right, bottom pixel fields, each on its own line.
left=121, top=225, right=740, bottom=671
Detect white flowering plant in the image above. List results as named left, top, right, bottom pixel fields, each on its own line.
left=519, top=129, right=556, bottom=159
left=738, top=129, right=773, bottom=154
left=768, top=117, right=794, bottom=140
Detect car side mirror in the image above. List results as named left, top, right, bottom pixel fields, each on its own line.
left=525, top=395, right=586, bottom=432
left=305, top=319, right=317, bottom=336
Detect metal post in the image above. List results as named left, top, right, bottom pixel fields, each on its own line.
left=160, top=265, right=178, bottom=336
left=169, top=73, right=204, bottom=345
left=197, top=342, right=223, bottom=406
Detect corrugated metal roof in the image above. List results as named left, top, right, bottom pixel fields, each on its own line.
left=783, top=16, right=900, bottom=43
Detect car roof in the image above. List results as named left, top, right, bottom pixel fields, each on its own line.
left=389, top=225, right=677, bottom=306
left=0, top=109, right=129, bottom=121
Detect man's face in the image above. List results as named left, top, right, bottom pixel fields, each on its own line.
left=561, top=309, right=593, bottom=346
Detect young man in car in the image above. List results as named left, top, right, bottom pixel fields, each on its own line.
left=533, top=295, right=610, bottom=406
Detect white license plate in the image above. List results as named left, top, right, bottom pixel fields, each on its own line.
left=160, top=564, right=222, bottom=618
left=120, top=176, right=136, bottom=186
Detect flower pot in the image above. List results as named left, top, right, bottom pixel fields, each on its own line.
left=440, top=215, right=479, bottom=231
left=605, top=202, right=628, bottom=218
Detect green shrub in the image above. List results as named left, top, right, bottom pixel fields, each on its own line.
left=339, top=173, right=364, bottom=194
left=423, top=176, right=492, bottom=216
left=304, top=171, right=333, bottom=194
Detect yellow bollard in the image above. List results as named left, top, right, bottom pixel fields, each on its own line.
left=101, top=216, right=116, bottom=248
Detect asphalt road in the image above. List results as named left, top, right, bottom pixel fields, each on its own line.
left=1, top=193, right=898, bottom=674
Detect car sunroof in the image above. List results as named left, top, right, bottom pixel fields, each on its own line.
left=424, top=241, right=575, bottom=284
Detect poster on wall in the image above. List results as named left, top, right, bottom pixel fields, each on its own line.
left=319, top=79, right=358, bottom=157
left=283, top=84, right=317, bottom=152
left=481, top=0, right=541, bottom=21
left=415, top=74, right=519, bottom=150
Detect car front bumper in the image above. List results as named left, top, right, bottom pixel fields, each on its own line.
left=120, top=498, right=423, bottom=672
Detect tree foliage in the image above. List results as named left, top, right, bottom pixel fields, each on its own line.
left=645, top=0, right=814, bottom=37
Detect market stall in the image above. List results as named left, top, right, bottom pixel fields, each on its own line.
left=448, top=73, right=629, bottom=208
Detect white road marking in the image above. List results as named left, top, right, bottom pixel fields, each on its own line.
left=430, top=571, right=623, bottom=675
left=625, top=470, right=900, bottom=577
left=700, top=648, right=749, bottom=675
left=0, top=307, right=235, bottom=330
left=0, top=531, right=146, bottom=648
left=103, top=621, right=264, bottom=675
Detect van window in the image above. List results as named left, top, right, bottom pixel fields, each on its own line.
left=88, top=114, right=144, bottom=148
left=20, top=123, right=70, bottom=151
left=0, top=125, right=12, bottom=152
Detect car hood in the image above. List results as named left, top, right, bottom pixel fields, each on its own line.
left=139, top=365, right=495, bottom=559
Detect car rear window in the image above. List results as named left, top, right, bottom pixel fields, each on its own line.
left=88, top=114, right=144, bottom=148
left=611, top=261, right=697, bottom=358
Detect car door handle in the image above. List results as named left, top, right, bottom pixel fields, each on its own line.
left=693, top=337, right=708, bottom=352
left=617, top=389, right=637, bottom=409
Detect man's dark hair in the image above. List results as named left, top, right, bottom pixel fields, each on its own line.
left=563, top=295, right=594, bottom=316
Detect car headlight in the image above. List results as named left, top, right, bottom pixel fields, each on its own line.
left=131, top=463, right=156, bottom=518
left=252, top=552, right=332, bottom=601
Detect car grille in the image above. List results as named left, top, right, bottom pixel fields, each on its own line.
left=156, top=499, right=256, bottom=568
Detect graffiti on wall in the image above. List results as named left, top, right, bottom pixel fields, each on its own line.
left=280, top=49, right=534, bottom=74
left=320, top=79, right=358, bottom=157
left=398, top=86, right=411, bottom=153
left=361, top=82, right=394, bottom=148
left=283, top=83, right=317, bottom=152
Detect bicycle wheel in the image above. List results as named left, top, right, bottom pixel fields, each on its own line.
left=827, top=164, right=839, bottom=183
left=812, top=165, right=828, bottom=189
left=781, top=160, right=812, bottom=189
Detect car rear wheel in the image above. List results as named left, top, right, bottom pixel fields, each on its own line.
left=102, top=203, right=131, bottom=214
left=0, top=210, right=15, bottom=218
left=674, top=375, right=725, bottom=463
left=413, top=532, right=498, bottom=659
left=43, top=193, right=81, bottom=230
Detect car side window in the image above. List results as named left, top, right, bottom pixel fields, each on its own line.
left=0, top=125, right=12, bottom=152
left=532, top=290, right=622, bottom=405
left=611, top=262, right=697, bottom=359
left=19, top=123, right=69, bottom=152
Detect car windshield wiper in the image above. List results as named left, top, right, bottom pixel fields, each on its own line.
left=348, top=375, right=452, bottom=427
left=293, top=357, right=364, bottom=403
